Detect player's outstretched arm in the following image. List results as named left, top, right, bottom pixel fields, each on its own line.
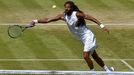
left=76, top=12, right=109, bottom=34
left=28, top=14, right=64, bottom=27
left=38, top=14, right=64, bottom=23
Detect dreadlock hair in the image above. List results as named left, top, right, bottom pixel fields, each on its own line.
left=64, top=1, right=86, bottom=26
left=64, top=1, right=82, bottom=13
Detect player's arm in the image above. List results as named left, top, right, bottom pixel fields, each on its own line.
left=76, top=12, right=109, bottom=34
left=28, top=14, right=64, bottom=27
left=38, top=14, right=64, bottom=23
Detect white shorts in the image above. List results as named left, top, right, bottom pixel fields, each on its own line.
left=81, top=31, right=97, bottom=53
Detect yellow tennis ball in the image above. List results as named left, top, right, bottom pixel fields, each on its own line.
left=52, top=5, right=56, bottom=8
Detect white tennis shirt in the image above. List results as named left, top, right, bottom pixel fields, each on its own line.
left=64, top=11, right=93, bottom=39
left=64, top=11, right=97, bottom=52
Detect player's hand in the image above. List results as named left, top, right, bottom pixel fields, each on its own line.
left=102, top=27, right=110, bottom=34
left=30, top=20, right=36, bottom=26
left=25, top=20, right=38, bottom=28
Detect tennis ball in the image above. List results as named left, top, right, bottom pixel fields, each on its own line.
left=52, top=5, right=56, bottom=8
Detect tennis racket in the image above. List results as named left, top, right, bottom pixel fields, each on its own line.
left=8, top=25, right=33, bottom=38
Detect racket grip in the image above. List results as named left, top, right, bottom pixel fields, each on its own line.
left=25, top=20, right=37, bottom=28
left=25, top=24, right=35, bottom=28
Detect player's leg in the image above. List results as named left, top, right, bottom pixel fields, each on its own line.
left=83, top=51, right=94, bottom=70
left=91, top=51, right=114, bottom=71
left=91, top=50, right=104, bottom=67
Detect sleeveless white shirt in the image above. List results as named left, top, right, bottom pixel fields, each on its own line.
left=64, top=11, right=97, bottom=52
left=64, top=11, right=94, bottom=40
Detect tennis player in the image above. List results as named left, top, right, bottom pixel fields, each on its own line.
left=29, top=1, right=114, bottom=71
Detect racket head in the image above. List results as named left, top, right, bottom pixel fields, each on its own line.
left=8, top=25, right=23, bottom=38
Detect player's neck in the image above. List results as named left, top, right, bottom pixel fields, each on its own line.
left=66, top=11, right=73, bottom=16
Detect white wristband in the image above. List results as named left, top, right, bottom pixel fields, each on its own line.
left=33, top=20, right=38, bottom=23
left=100, top=24, right=105, bottom=28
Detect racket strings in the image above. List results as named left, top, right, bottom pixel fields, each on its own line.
left=8, top=25, right=22, bottom=38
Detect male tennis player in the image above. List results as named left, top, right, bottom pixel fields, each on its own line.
left=29, top=1, right=114, bottom=71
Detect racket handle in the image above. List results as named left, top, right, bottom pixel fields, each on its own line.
left=25, top=20, right=36, bottom=28
left=25, top=24, right=35, bottom=28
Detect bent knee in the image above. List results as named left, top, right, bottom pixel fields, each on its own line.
left=83, top=52, right=90, bottom=59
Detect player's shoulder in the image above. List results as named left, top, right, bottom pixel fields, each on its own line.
left=76, top=11, right=85, bottom=18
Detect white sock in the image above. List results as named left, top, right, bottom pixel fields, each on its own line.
left=90, top=68, right=95, bottom=71
left=103, top=65, right=110, bottom=71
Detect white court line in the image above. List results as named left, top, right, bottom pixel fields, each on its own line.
left=0, top=59, right=133, bottom=61
left=0, top=70, right=134, bottom=74
left=0, top=23, right=134, bottom=25
left=121, top=60, right=134, bottom=71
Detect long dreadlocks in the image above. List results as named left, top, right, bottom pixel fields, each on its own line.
left=64, top=1, right=86, bottom=26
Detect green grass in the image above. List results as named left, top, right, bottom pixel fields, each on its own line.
left=0, top=0, right=133, bottom=23
left=127, top=61, right=134, bottom=69
left=0, top=25, right=133, bottom=71
left=0, top=0, right=134, bottom=72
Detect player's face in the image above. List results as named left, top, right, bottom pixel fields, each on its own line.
left=64, top=4, right=73, bottom=15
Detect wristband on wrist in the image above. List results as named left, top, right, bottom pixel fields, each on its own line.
left=100, top=24, right=105, bottom=28
left=33, top=20, right=38, bottom=23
